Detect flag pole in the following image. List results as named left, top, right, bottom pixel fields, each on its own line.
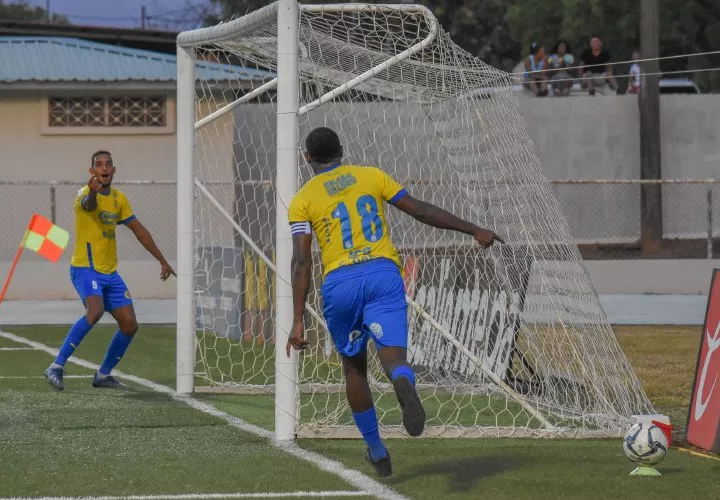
left=0, top=231, right=28, bottom=306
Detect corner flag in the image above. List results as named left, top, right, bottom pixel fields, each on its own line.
left=0, top=214, right=69, bottom=305
left=23, top=213, right=70, bottom=263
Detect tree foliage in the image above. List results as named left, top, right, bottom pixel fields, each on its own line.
left=508, top=0, right=720, bottom=90
left=0, top=0, right=70, bottom=23
left=205, top=0, right=720, bottom=90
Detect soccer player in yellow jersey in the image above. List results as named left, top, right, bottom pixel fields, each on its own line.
left=45, top=151, right=174, bottom=391
left=287, top=128, right=503, bottom=477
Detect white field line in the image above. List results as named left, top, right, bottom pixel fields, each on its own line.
left=0, top=330, right=406, bottom=500
left=1, top=490, right=369, bottom=500
left=0, top=375, right=91, bottom=379
left=0, top=347, right=38, bottom=351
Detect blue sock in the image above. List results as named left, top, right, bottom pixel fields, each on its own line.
left=99, top=330, right=134, bottom=376
left=353, top=407, right=387, bottom=461
left=54, top=316, right=93, bottom=366
left=391, top=364, right=416, bottom=386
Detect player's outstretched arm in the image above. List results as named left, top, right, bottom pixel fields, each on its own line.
left=287, top=234, right=312, bottom=356
left=392, top=194, right=504, bottom=248
left=125, top=219, right=175, bottom=280
left=81, top=176, right=103, bottom=211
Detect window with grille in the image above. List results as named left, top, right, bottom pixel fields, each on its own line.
left=48, top=96, right=167, bottom=128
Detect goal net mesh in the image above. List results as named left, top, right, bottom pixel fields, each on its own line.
left=184, top=2, right=654, bottom=438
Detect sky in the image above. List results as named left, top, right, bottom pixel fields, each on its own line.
left=24, top=0, right=211, bottom=30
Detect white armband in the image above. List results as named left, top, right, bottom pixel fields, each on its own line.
left=290, top=221, right=312, bottom=235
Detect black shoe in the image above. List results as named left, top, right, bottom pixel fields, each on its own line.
left=44, top=366, right=64, bottom=391
left=393, top=376, right=425, bottom=437
left=365, top=448, right=392, bottom=477
left=92, top=373, right=128, bottom=389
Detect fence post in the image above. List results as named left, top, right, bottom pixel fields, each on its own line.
left=50, top=185, right=56, bottom=224
left=708, top=186, right=713, bottom=260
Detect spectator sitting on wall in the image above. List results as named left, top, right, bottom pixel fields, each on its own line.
left=579, top=35, right=618, bottom=96
left=627, top=48, right=642, bottom=94
left=523, top=42, right=548, bottom=97
left=547, top=40, right=575, bottom=97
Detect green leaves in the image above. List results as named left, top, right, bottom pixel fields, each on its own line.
left=205, top=0, right=720, bottom=89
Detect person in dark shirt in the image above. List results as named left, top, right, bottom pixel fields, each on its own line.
left=579, top=35, right=618, bottom=95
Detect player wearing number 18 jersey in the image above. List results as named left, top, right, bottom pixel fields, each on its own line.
left=287, top=127, right=504, bottom=477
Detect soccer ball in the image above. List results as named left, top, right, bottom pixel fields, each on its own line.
left=623, top=422, right=668, bottom=466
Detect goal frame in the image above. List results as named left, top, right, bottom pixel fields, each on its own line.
left=175, top=0, right=643, bottom=442
left=176, top=0, right=444, bottom=441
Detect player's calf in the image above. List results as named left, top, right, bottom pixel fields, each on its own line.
left=45, top=313, right=97, bottom=390
left=342, top=355, right=391, bottom=471
left=93, top=305, right=138, bottom=387
left=391, top=366, right=425, bottom=437
left=378, top=348, right=426, bottom=437
left=95, top=330, right=134, bottom=384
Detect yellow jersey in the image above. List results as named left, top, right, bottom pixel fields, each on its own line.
left=288, top=164, right=407, bottom=278
left=70, top=186, right=135, bottom=274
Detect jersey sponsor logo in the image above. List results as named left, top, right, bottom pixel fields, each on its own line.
left=688, top=269, right=720, bottom=453
left=323, top=173, right=357, bottom=196
left=98, top=210, right=119, bottom=226
left=407, top=257, right=522, bottom=380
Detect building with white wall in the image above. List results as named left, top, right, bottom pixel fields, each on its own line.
left=0, top=37, right=272, bottom=300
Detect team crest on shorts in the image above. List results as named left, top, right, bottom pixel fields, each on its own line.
left=124, top=289, right=131, bottom=299
left=369, top=322, right=383, bottom=338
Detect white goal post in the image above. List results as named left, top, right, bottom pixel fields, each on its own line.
left=176, top=1, right=655, bottom=442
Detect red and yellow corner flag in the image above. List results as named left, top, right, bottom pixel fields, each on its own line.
left=23, top=213, right=70, bottom=263
left=0, top=214, right=70, bottom=305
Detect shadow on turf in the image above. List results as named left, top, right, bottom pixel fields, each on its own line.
left=388, top=455, right=526, bottom=490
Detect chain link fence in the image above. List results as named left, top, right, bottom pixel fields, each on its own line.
left=551, top=179, right=719, bottom=258
left=1, top=179, right=717, bottom=263
left=0, top=181, right=177, bottom=265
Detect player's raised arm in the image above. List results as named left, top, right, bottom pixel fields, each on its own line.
left=81, top=176, right=103, bottom=211
left=124, top=218, right=175, bottom=280
left=391, top=194, right=504, bottom=248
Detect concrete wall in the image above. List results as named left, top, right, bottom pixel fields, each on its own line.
left=2, top=93, right=720, bottom=301
left=518, top=94, right=720, bottom=180
left=0, top=94, right=238, bottom=301
left=0, top=95, right=177, bottom=300
left=519, top=94, right=720, bottom=243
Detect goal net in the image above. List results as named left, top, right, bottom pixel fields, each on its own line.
left=176, top=1, right=654, bottom=439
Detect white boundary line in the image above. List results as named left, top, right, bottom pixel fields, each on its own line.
left=1, top=491, right=369, bottom=500
left=0, top=330, right=405, bottom=500
left=0, top=375, right=91, bottom=379
left=0, top=347, right=38, bottom=351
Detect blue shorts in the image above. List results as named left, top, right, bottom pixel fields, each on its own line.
left=321, top=258, right=408, bottom=358
left=70, top=266, right=133, bottom=312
